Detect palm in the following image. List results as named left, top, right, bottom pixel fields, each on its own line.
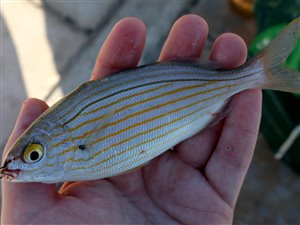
left=19, top=148, right=233, bottom=224
left=2, top=15, right=261, bottom=225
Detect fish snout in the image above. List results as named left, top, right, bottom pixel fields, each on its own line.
left=0, top=160, right=20, bottom=181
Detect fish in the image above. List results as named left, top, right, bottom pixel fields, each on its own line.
left=1, top=17, right=299, bottom=183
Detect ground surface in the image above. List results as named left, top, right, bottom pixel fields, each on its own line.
left=1, top=0, right=299, bottom=224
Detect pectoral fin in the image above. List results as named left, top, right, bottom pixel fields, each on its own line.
left=74, top=111, right=114, bottom=161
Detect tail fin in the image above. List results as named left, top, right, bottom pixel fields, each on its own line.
left=261, top=17, right=300, bottom=93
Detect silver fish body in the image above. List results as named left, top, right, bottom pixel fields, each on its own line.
left=1, top=17, right=300, bottom=183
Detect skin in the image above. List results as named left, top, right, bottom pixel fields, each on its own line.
left=1, top=15, right=261, bottom=224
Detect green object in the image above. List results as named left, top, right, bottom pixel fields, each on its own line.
left=249, top=24, right=286, bottom=56
left=254, top=0, right=300, bottom=32
left=286, top=37, right=300, bottom=99
left=250, top=11, right=300, bottom=174
left=286, top=36, right=300, bottom=71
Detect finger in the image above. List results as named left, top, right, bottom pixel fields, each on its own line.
left=175, top=33, right=248, bottom=168
left=159, top=14, right=208, bottom=61
left=2, top=99, right=57, bottom=224
left=91, top=17, right=146, bottom=80
left=3, top=98, right=49, bottom=156
left=210, top=33, right=247, bottom=68
left=204, top=89, right=262, bottom=208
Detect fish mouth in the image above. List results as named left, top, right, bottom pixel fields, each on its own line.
left=0, top=161, right=20, bottom=181
left=0, top=168, right=20, bottom=180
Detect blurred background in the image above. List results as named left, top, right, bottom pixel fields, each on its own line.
left=1, top=0, right=300, bottom=224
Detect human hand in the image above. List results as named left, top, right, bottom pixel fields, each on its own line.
left=1, top=15, right=261, bottom=224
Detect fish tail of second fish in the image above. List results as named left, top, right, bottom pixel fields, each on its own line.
left=260, top=16, right=300, bottom=93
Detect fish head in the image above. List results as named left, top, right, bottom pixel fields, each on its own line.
left=1, top=121, right=66, bottom=183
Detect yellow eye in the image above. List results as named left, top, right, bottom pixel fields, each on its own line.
left=23, top=143, right=44, bottom=164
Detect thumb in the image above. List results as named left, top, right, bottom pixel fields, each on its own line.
left=1, top=98, right=57, bottom=224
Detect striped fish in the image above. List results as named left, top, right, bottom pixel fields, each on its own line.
left=1, top=17, right=300, bottom=183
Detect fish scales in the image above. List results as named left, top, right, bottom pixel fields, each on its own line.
left=1, top=17, right=299, bottom=183
left=10, top=64, right=263, bottom=181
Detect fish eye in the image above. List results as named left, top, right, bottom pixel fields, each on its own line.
left=22, top=143, right=44, bottom=164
